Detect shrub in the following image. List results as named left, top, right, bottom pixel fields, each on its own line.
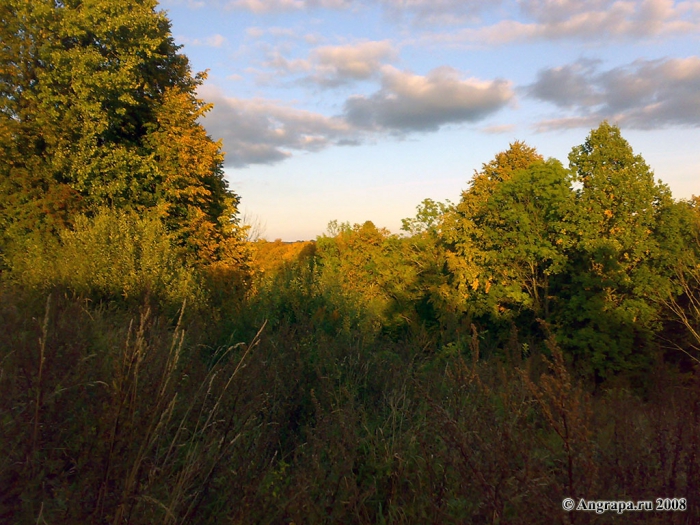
left=6, top=207, right=203, bottom=309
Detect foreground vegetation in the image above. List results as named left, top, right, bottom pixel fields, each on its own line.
left=3, top=1, right=700, bottom=523
left=2, top=284, right=699, bottom=524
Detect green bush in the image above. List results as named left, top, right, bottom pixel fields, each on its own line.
left=6, top=207, right=202, bottom=309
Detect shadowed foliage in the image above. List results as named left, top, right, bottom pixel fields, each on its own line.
left=2, top=2, right=700, bottom=523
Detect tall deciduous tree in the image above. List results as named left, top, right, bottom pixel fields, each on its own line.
left=0, top=0, right=243, bottom=266
left=562, top=122, right=680, bottom=375
left=444, top=141, right=543, bottom=317
left=478, top=159, right=574, bottom=320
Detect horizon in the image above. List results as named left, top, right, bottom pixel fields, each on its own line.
left=162, top=0, right=700, bottom=240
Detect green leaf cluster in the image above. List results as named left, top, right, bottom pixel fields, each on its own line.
left=8, top=207, right=201, bottom=308
left=0, top=0, right=243, bottom=267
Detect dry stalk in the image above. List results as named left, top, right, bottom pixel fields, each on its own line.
left=30, top=295, right=50, bottom=475
left=520, top=334, right=596, bottom=518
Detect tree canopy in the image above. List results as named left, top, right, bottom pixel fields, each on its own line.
left=0, top=0, right=242, bottom=265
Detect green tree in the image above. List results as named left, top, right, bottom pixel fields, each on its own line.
left=562, top=122, right=680, bottom=375
left=0, top=0, right=243, bottom=266
left=401, top=199, right=453, bottom=330
left=401, top=198, right=450, bottom=237
left=314, top=221, right=425, bottom=336
left=443, top=141, right=544, bottom=319
left=478, top=159, right=574, bottom=320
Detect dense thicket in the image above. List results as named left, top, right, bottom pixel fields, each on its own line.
left=2, top=1, right=700, bottom=523
left=3, top=290, right=700, bottom=524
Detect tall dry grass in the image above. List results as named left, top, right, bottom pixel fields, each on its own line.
left=0, top=288, right=267, bottom=524
left=2, top=286, right=699, bottom=524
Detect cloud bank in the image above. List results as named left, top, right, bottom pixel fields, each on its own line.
left=262, top=40, right=398, bottom=87
left=422, top=0, right=700, bottom=45
left=172, top=0, right=699, bottom=44
left=345, top=66, right=513, bottom=132
left=527, top=56, right=700, bottom=130
left=200, top=66, right=514, bottom=166
left=199, top=86, right=353, bottom=167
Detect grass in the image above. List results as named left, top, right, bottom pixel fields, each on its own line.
left=1, top=285, right=699, bottom=524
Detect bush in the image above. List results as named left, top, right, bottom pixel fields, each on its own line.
left=6, top=207, right=203, bottom=309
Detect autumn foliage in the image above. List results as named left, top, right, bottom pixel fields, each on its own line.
left=2, top=1, right=700, bottom=524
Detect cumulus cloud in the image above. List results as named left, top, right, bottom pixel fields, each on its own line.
left=178, top=33, right=227, bottom=47
left=262, top=51, right=313, bottom=75
left=199, top=65, right=514, bottom=166
left=526, top=59, right=603, bottom=108
left=423, top=0, right=700, bottom=45
left=309, top=41, right=397, bottom=86
left=343, top=66, right=513, bottom=132
left=199, top=86, right=354, bottom=167
left=526, top=56, right=700, bottom=130
left=260, top=40, right=397, bottom=87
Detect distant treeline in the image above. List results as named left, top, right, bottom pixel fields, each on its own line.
left=251, top=130, right=699, bottom=381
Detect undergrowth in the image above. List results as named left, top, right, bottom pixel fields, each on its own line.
left=1, top=286, right=699, bottom=524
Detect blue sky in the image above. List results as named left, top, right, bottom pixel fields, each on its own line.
left=160, top=0, right=700, bottom=240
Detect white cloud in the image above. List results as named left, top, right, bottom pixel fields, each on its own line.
left=344, top=66, right=514, bottom=132
left=262, top=50, right=313, bottom=75
left=199, top=86, right=354, bottom=167
left=422, top=0, right=700, bottom=45
left=259, top=40, right=398, bottom=87
left=527, top=56, right=700, bottom=130
left=309, top=41, right=397, bottom=86
left=178, top=33, right=228, bottom=47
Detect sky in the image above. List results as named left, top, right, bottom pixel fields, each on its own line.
left=160, top=0, right=700, bottom=240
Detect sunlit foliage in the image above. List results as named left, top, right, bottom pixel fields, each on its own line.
left=0, top=0, right=245, bottom=268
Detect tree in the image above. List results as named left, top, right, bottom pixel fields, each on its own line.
left=401, top=198, right=450, bottom=237
left=477, top=159, right=574, bottom=320
left=562, top=122, right=680, bottom=375
left=401, top=199, right=453, bottom=330
left=443, top=141, right=544, bottom=319
left=314, top=221, right=426, bottom=336
left=0, top=0, right=243, bottom=266
left=653, top=197, right=700, bottom=365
